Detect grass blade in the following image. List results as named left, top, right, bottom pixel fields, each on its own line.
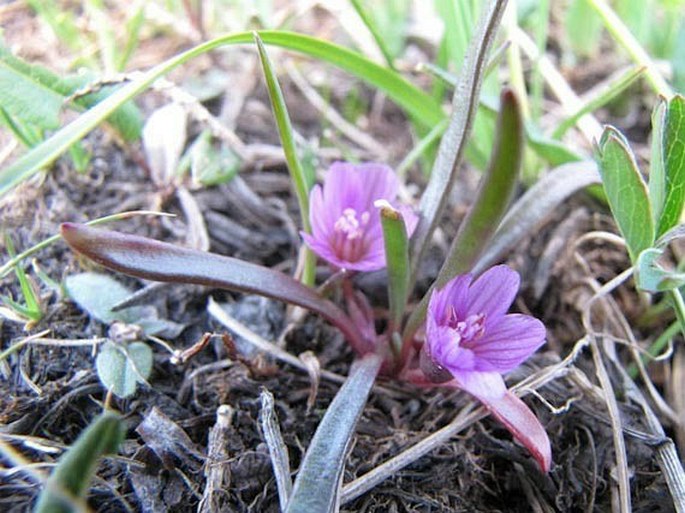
left=408, top=0, right=508, bottom=283
left=552, top=65, right=646, bottom=139
left=285, top=353, right=381, bottom=513
left=254, top=33, right=316, bottom=286
left=1, top=30, right=442, bottom=198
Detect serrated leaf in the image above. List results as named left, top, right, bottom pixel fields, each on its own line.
left=96, top=340, right=152, bottom=398
left=657, top=95, right=685, bottom=236
left=597, top=127, right=655, bottom=262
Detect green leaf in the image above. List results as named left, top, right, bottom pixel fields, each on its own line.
left=254, top=33, right=315, bottom=286
left=650, top=98, right=668, bottom=225
left=526, top=123, right=584, bottom=167
left=597, top=126, right=655, bottom=262
left=636, top=247, right=685, bottom=292
left=64, top=272, right=146, bottom=325
left=1, top=29, right=442, bottom=198
left=409, top=0, right=507, bottom=281
left=565, top=0, right=604, bottom=57
left=439, top=89, right=524, bottom=283
left=96, top=341, right=152, bottom=398
left=34, top=411, right=125, bottom=513
left=377, top=201, right=410, bottom=334
left=657, top=95, right=685, bottom=236
left=0, top=46, right=142, bottom=142
left=404, top=89, right=524, bottom=341
left=0, top=45, right=65, bottom=129
left=190, top=131, right=240, bottom=186
left=285, top=353, right=381, bottom=513
left=552, top=65, right=645, bottom=140
left=475, top=160, right=602, bottom=274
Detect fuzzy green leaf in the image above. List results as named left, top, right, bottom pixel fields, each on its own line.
left=96, top=341, right=153, bottom=398
left=285, top=353, right=382, bottom=513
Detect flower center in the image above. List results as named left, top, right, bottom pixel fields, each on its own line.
left=446, top=307, right=485, bottom=346
left=334, top=208, right=370, bottom=240
left=331, top=208, right=372, bottom=264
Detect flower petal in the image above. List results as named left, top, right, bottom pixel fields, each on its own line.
left=429, top=273, right=473, bottom=325
left=466, top=265, right=520, bottom=319
left=451, top=370, right=507, bottom=400
left=475, top=390, right=552, bottom=473
left=470, top=314, right=546, bottom=373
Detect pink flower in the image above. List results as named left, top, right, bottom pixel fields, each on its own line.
left=423, top=265, right=552, bottom=471
left=301, top=162, right=416, bottom=272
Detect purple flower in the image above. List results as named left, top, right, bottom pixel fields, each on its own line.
left=301, top=162, right=416, bottom=272
left=423, top=265, right=551, bottom=471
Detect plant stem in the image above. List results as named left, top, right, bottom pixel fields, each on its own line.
left=586, top=0, right=673, bottom=98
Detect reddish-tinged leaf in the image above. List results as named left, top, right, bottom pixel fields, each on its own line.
left=478, top=390, right=552, bottom=472
left=60, top=223, right=370, bottom=353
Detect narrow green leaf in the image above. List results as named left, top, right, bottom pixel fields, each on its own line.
left=650, top=98, right=668, bottom=226
left=60, top=223, right=370, bottom=354
left=657, top=95, right=685, bottom=236
left=597, top=126, right=655, bottom=261
left=474, top=160, right=601, bottom=274
left=96, top=341, right=153, bottom=398
left=4, top=234, right=41, bottom=318
left=254, top=33, right=315, bottom=287
left=565, top=0, right=604, bottom=57
left=526, top=123, right=584, bottom=166
left=349, top=0, right=396, bottom=67
left=438, top=89, right=523, bottom=284
left=404, top=88, right=523, bottom=341
left=408, top=0, right=507, bottom=282
left=285, top=353, right=381, bottom=513
left=1, top=30, right=442, bottom=198
left=0, top=45, right=141, bottom=142
left=377, top=201, right=410, bottom=334
left=34, top=411, right=125, bottom=513
left=552, top=65, right=646, bottom=139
